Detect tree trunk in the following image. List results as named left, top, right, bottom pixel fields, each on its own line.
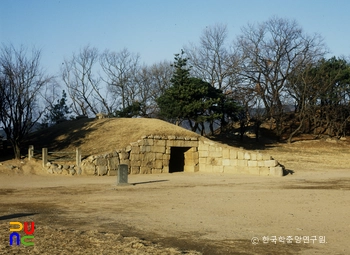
left=188, top=119, right=194, bottom=130
left=220, top=114, right=227, bottom=133
left=11, top=141, right=21, bottom=159
left=275, top=117, right=282, bottom=141
left=209, top=121, right=214, bottom=135
left=287, top=117, right=303, bottom=144
left=192, top=122, right=199, bottom=133
left=200, top=122, right=205, bottom=136
left=240, top=120, right=245, bottom=141
left=254, top=120, right=261, bottom=142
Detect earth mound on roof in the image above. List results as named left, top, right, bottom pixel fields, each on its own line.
left=27, top=118, right=200, bottom=155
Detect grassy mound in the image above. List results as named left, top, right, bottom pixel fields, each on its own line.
left=26, top=118, right=199, bottom=156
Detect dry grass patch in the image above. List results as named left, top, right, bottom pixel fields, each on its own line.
left=26, top=118, right=199, bottom=156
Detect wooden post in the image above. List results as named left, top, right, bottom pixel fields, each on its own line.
left=42, top=148, right=48, bottom=167
left=76, top=147, right=81, bottom=168
left=28, top=145, right=34, bottom=160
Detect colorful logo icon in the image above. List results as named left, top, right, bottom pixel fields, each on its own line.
left=9, top=222, right=35, bottom=246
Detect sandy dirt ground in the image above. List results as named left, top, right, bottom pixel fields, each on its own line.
left=0, top=139, right=350, bottom=255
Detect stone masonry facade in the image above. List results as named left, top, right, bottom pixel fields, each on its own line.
left=77, top=135, right=284, bottom=177
left=198, top=139, right=284, bottom=176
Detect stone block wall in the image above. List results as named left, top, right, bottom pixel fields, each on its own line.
left=81, top=151, right=120, bottom=176
left=129, top=135, right=199, bottom=174
left=198, top=139, right=284, bottom=176
left=75, top=135, right=284, bottom=177
left=80, top=135, right=200, bottom=176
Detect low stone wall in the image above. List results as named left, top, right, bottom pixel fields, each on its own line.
left=198, top=139, right=284, bottom=177
left=81, top=152, right=120, bottom=176
left=45, top=162, right=81, bottom=175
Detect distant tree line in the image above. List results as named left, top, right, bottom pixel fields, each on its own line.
left=1, top=16, right=350, bottom=159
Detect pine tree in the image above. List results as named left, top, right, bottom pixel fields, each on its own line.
left=157, top=50, right=226, bottom=133
left=43, top=90, right=71, bottom=127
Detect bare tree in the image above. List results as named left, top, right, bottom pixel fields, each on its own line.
left=0, top=45, right=52, bottom=158
left=107, top=60, right=173, bottom=118
left=148, top=61, right=173, bottom=97
left=100, top=48, right=140, bottom=113
left=185, top=24, right=233, bottom=90
left=287, top=57, right=350, bottom=141
left=62, top=46, right=112, bottom=116
left=235, top=17, right=326, bottom=138
left=285, top=62, right=318, bottom=142
left=185, top=24, right=243, bottom=130
left=141, top=61, right=173, bottom=116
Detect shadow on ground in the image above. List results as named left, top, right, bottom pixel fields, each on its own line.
left=207, top=127, right=281, bottom=151
left=24, top=118, right=96, bottom=152
left=0, top=213, right=38, bottom=221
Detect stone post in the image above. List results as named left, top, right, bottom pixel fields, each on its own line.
left=76, top=147, right=82, bottom=174
left=42, top=148, right=48, bottom=168
left=28, top=145, right=34, bottom=161
left=117, top=164, right=129, bottom=186
left=76, top=147, right=81, bottom=168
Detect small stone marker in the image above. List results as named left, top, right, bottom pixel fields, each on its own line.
left=117, top=164, right=129, bottom=186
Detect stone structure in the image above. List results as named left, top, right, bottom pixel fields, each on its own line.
left=96, top=113, right=108, bottom=119
left=45, top=162, right=81, bottom=175
left=78, top=135, right=284, bottom=177
left=198, top=139, right=283, bottom=176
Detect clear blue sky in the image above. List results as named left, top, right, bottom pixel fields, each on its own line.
left=1, top=0, right=349, bottom=76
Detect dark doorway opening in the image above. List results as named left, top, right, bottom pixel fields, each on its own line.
left=169, top=147, right=191, bottom=173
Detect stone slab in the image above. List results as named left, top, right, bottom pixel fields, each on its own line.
left=97, top=166, right=108, bottom=176
left=117, top=164, right=129, bottom=185
left=270, top=166, right=283, bottom=177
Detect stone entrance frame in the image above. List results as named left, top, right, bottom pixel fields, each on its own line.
left=129, top=135, right=199, bottom=174
left=169, top=147, right=197, bottom=173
